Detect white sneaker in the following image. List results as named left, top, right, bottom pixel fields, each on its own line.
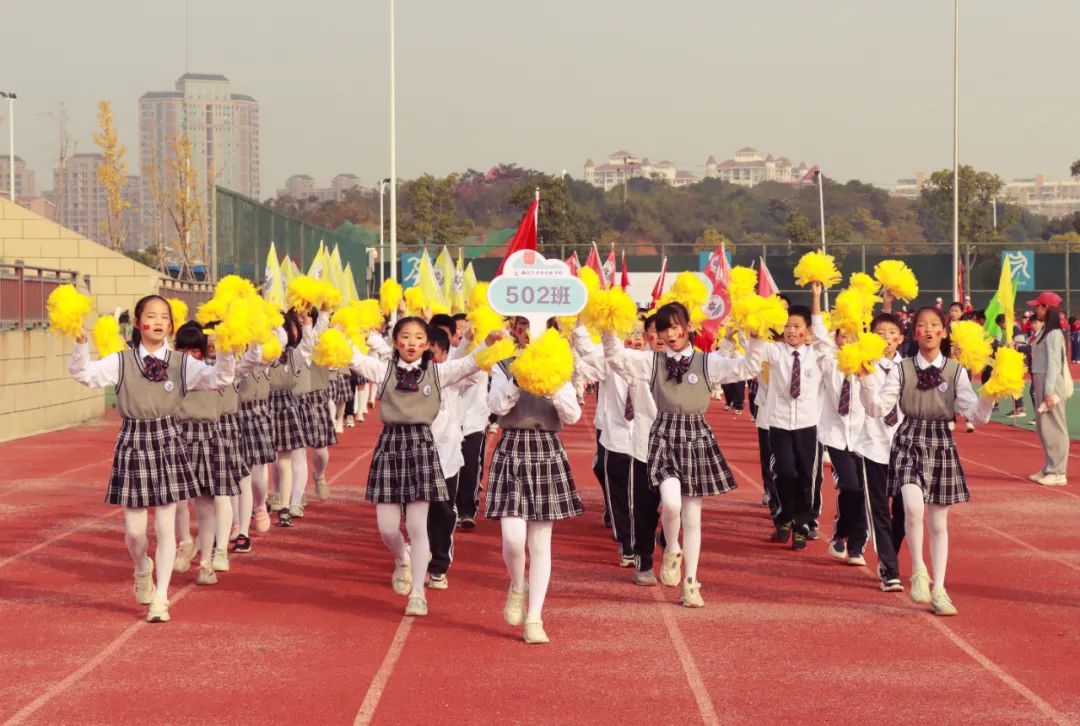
left=392, top=559, right=412, bottom=596
left=334, top=421, right=344, bottom=434
left=1028, top=471, right=1047, bottom=482
left=1037, top=473, right=1068, bottom=486
left=503, top=583, right=527, bottom=626
left=196, top=566, right=218, bottom=586
left=289, top=504, right=305, bottom=519
left=523, top=615, right=549, bottom=644
left=211, top=548, right=230, bottom=572
left=173, top=541, right=197, bottom=573
left=659, top=548, right=683, bottom=587
left=910, top=567, right=932, bottom=604
left=405, top=595, right=428, bottom=616
left=345, top=416, right=355, bottom=428
left=146, top=595, right=170, bottom=623
left=315, top=478, right=329, bottom=501
left=133, top=557, right=155, bottom=605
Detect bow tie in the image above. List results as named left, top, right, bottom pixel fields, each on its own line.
left=142, top=355, right=169, bottom=383
left=395, top=366, right=423, bottom=392
left=666, top=356, right=691, bottom=383
left=915, top=363, right=944, bottom=391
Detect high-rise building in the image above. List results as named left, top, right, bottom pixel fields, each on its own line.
left=277, top=173, right=364, bottom=203
left=54, top=153, right=107, bottom=241
left=0, top=155, right=37, bottom=198
left=138, top=73, right=260, bottom=245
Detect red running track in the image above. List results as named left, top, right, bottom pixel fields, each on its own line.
left=1, top=402, right=1079, bottom=725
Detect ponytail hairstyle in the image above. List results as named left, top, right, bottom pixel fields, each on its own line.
left=391, top=316, right=435, bottom=368
left=283, top=309, right=303, bottom=348
left=130, top=294, right=174, bottom=349
left=915, top=305, right=951, bottom=359
left=174, top=321, right=210, bottom=359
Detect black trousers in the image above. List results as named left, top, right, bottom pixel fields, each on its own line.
left=813, top=443, right=825, bottom=529
left=826, top=446, right=868, bottom=554
left=343, top=373, right=359, bottom=416
left=593, top=429, right=611, bottom=524
left=862, top=459, right=904, bottom=579
left=721, top=381, right=746, bottom=409
left=428, top=473, right=459, bottom=576
left=758, top=427, right=781, bottom=523
left=603, top=449, right=634, bottom=557
left=629, top=456, right=660, bottom=571
left=768, top=426, right=819, bottom=531
left=455, top=430, right=487, bottom=519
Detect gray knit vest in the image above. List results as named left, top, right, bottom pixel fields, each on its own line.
left=116, top=348, right=186, bottom=420
left=899, top=358, right=961, bottom=421
left=650, top=351, right=711, bottom=415
left=495, top=361, right=562, bottom=432
left=377, top=360, right=441, bottom=425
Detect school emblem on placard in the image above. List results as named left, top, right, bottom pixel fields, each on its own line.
left=163, top=381, right=175, bottom=393
left=938, top=382, right=949, bottom=393
left=687, top=373, right=699, bottom=385
left=422, top=384, right=433, bottom=397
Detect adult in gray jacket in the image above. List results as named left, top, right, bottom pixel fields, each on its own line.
left=1028, top=292, right=1071, bottom=486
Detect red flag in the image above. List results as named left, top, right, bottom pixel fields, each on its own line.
left=584, top=245, right=603, bottom=279
left=496, top=197, right=539, bottom=276
left=704, top=244, right=731, bottom=286
left=701, top=277, right=731, bottom=336
left=565, top=251, right=580, bottom=276
left=758, top=257, right=778, bottom=297
left=650, top=257, right=668, bottom=305
left=602, top=249, right=617, bottom=288
left=620, top=251, right=630, bottom=291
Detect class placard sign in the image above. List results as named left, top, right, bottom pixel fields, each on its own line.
left=488, top=250, right=587, bottom=324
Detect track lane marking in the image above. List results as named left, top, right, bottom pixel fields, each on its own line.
left=650, top=588, right=720, bottom=725
left=353, top=617, right=414, bottom=726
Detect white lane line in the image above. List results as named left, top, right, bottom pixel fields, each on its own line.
left=650, top=588, right=720, bottom=725
left=353, top=617, right=415, bottom=726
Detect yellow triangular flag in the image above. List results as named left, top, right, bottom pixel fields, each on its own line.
left=343, top=262, right=360, bottom=304
left=308, top=242, right=327, bottom=280
left=451, top=248, right=466, bottom=313
left=435, top=246, right=455, bottom=307
left=329, top=246, right=345, bottom=293
left=463, top=261, right=478, bottom=304
left=417, top=250, right=445, bottom=307
left=263, top=242, right=283, bottom=307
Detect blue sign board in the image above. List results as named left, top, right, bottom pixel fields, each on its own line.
left=1003, top=250, right=1034, bottom=292
left=401, top=253, right=422, bottom=287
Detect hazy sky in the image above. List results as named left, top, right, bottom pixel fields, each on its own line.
left=3, top=1, right=1078, bottom=196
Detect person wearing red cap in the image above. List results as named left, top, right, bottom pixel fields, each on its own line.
left=1027, top=292, right=1071, bottom=486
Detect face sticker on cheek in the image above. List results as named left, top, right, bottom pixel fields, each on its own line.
left=142, top=324, right=152, bottom=331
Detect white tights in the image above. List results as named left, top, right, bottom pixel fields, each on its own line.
left=901, top=484, right=950, bottom=590
left=274, top=449, right=308, bottom=509
left=500, top=518, right=554, bottom=616
left=191, top=495, right=232, bottom=566
left=124, top=504, right=177, bottom=597
left=375, top=502, right=430, bottom=596
left=235, top=464, right=267, bottom=537
left=176, top=501, right=193, bottom=544
left=659, top=478, right=704, bottom=581
left=311, top=447, right=329, bottom=483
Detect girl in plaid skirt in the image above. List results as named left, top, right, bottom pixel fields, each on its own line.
left=69, top=295, right=236, bottom=623
left=604, top=303, right=764, bottom=608
left=860, top=307, right=993, bottom=616
left=234, top=366, right=276, bottom=544
left=348, top=317, right=503, bottom=618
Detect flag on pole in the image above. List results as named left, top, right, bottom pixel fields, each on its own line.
left=280, top=256, right=297, bottom=286
left=758, top=257, right=778, bottom=297
left=417, top=250, right=446, bottom=307
left=620, top=251, right=630, bottom=291
left=450, top=249, right=466, bottom=313
left=463, top=262, right=478, bottom=303
left=650, top=257, right=668, bottom=306
left=496, top=194, right=539, bottom=276
left=704, top=244, right=731, bottom=287
left=329, top=245, right=345, bottom=292
left=342, top=262, right=360, bottom=304
left=584, top=244, right=604, bottom=279
left=435, top=246, right=455, bottom=304
left=602, top=249, right=617, bottom=288
left=983, top=256, right=1016, bottom=342
left=566, top=251, right=581, bottom=276
left=308, top=241, right=327, bottom=279
left=263, top=243, right=283, bottom=307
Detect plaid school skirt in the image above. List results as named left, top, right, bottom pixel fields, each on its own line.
left=107, top=416, right=200, bottom=508
left=486, top=429, right=583, bottom=521
left=366, top=424, right=448, bottom=504
left=236, top=400, right=277, bottom=467
left=888, top=419, right=969, bottom=505
left=648, top=412, right=738, bottom=497
left=217, top=412, right=251, bottom=487
left=299, top=390, right=337, bottom=449
left=330, top=375, right=352, bottom=404
left=179, top=419, right=242, bottom=497
left=269, top=389, right=307, bottom=452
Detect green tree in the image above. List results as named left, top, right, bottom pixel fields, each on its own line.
left=784, top=211, right=816, bottom=246
left=693, top=227, right=734, bottom=254
left=508, top=174, right=595, bottom=253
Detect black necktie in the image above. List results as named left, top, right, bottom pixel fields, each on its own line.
left=838, top=377, right=850, bottom=415
left=142, top=355, right=169, bottom=383
left=624, top=390, right=635, bottom=421
left=883, top=364, right=899, bottom=425
left=790, top=351, right=801, bottom=399
left=666, top=356, right=691, bottom=384
left=395, top=366, right=423, bottom=392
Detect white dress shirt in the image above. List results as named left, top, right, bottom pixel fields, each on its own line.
left=487, top=363, right=582, bottom=425
left=860, top=350, right=994, bottom=425
left=762, top=340, right=826, bottom=431
left=451, top=340, right=491, bottom=436
left=852, top=352, right=905, bottom=465
left=69, top=342, right=235, bottom=391
left=603, top=334, right=765, bottom=391
left=811, top=314, right=864, bottom=451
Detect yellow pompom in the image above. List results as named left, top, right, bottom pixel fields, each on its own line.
left=581, top=287, right=638, bottom=338
left=380, top=278, right=403, bottom=317
left=830, top=288, right=872, bottom=337
left=318, top=280, right=341, bottom=310
left=793, top=250, right=842, bottom=288
left=403, top=287, right=427, bottom=317
left=468, top=282, right=490, bottom=312
left=509, top=328, right=575, bottom=397
left=874, top=260, right=919, bottom=303
left=837, top=333, right=887, bottom=377
left=731, top=294, right=788, bottom=339
left=429, top=300, right=450, bottom=316
left=167, top=298, right=189, bottom=328
left=313, top=328, right=354, bottom=368
left=210, top=298, right=260, bottom=355
left=579, top=266, right=601, bottom=293
left=261, top=336, right=283, bottom=363
left=475, top=337, right=516, bottom=372
left=214, top=274, right=258, bottom=303
left=91, top=315, right=126, bottom=358
left=848, top=272, right=881, bottom=301
left=333, top=299, right=383, bottom=334
left=195, top=296, right=229, bottom=326
left=671, top=272, right=708, bottom=309
left=46, top=284, right=94, bottom=338
left=950, top=320, right=992, bottom=372
left=555, top=316, right=579, bottom=339
left=981, top=347, right=1027, bottom=399
left=259, top=300, right=284, bottom=332
left=729, top=266, right=758, bottom=301
left=466, top=305, right=507, bottom=350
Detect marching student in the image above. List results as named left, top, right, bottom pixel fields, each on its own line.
left=487, top=316, right=583, bottom=643
left=234, top=348, right=276, bottom=549
left=69, top=294, right=235, bottom=623
left=453, top=315, right=491, bottom=530
left=604, top=303, right=764, bottom=607
left=626, top=315, right=663, bottom=585
left=860, top=306, right=994, bottom=615
left=808, top=284, right=868, bottom=568
left=854, top=308, right=907, bottom=592
left=347, top=317, right=501, bottom=618
left=331, top=368, right=351, bottom=433
left=761, top=303, right=826, bottom=551
left=304, top=350, right=338, bottom=503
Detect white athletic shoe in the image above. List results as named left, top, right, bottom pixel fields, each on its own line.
left=133, top=557, right=155, bottom=605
